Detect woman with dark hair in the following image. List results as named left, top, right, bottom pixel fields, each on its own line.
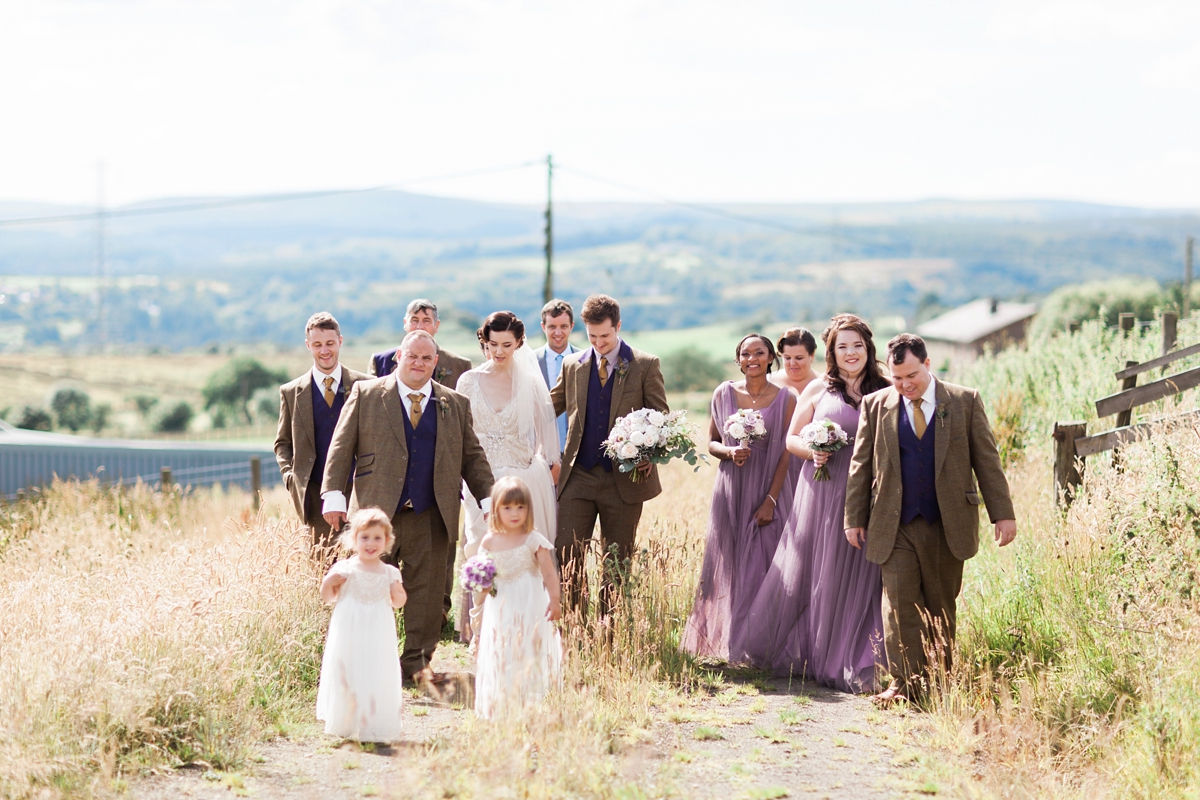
left=682, top=334, right=797, bottom=659
left=736, top=314, right=890, bottom=692
left=770, top=327, right=819, bottom=396
left=456, top=311, right=560, bottom=638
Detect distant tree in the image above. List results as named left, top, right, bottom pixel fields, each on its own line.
left=1029, top=278, right=1166, bottom=338
left=89, top=403, right=113, bottom=434
left=51, top=388, right=92, bottom=432
left=154, top=401, right=195, bottom=433
left=131, top=394, right=159, bottom=418
left=202, top=357, right=287, bottom=425
left=252, top=386, right=280, bottom=423
left=15, top=406, right=53, bottom=432
left=662, top=347, right=730, bottom=393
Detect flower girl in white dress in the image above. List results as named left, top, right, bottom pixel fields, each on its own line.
left=316, top=508, right=408, bottom=742
left=472, top=477, right=563, bottom=719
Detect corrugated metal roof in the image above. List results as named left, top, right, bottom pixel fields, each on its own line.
left=916, top=298, right=1038, bottom=345
left=0, top=420, right=279, bottom=498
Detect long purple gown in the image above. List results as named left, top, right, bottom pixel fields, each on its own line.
left=681, top=383, right=795, bottom=660
left=735, top=389, right=884, bottom=692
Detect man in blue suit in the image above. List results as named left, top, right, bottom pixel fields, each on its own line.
left=533, top=298, right=578, bottom=453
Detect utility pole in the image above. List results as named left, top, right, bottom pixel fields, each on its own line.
left=96, top=162, right=106, bottom=350
left=543, top=154, right=553, bottom=305
left=1185, top=236, right=1194, bottom=320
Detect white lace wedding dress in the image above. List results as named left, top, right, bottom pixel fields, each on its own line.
left=474, top=531, right=563, bottom=719
left=315, top=560, right=405, bottom=742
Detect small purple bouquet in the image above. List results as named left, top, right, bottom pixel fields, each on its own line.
left=724, top=408, right=767, bottom=449
left=462, top=553, right=497, bottom=596
left=797, top=419, right=851, bottom=482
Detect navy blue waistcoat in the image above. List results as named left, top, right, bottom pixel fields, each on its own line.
left=898, top=400, right=940, bottom=525
left=578, top=353, right=617, bottom=472
left=309, top=377, right=346, bottom=486
left=398, top=396, right=438, bottom=515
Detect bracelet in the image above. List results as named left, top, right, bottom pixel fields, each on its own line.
left=765, top=495, right=776, bottom=507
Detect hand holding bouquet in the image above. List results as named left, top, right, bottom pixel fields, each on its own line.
left=462, top=553, right=497, bottom=596
left=602, top=408, right=705, bottom=482
left=797, top=419, right=851, bottom=482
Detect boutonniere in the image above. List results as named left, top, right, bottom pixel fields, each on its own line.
left=615, top=358, right=630, bottom=382
left=437, top=395, right=451, bottom=418
left=434, top=366, right=451, bottom=383
left=936, top=405, right=948, bottom=428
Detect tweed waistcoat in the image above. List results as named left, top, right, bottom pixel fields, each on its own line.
left=578, top=355, right=616, bottom=472
left=898, top=400, right=940, bottom=525
left=398, top=398, right=438, bottom=515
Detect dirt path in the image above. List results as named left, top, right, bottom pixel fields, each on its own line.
left=132, top=650, right=917, bottom=800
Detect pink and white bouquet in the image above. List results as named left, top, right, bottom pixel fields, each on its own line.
left=462, top=553, right=497, bottom=596
left=602, top=408, right=704, bottom=482
left=797, top=419, right=851, bottom=482
left=724, top=408, right=767, bottom=449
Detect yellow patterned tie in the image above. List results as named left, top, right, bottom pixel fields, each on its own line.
left=408, top=393, right=424, bottom=427
left=913, top=398, right=927, bottom=439
left=598, top=356, right=609, bottom=387
left=323, top=376, right=335, bottom=408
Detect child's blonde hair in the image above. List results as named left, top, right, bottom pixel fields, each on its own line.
left=338, top=507, right=395, bottom=553
left=488, top=476, right=534, bottom=534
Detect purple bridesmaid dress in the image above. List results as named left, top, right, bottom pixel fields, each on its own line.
left=681, top=383, right=795, bottom=660
left=734, top=389, right=884, bottom=692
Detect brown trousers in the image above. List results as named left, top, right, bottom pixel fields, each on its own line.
left=556, top=465, right=643, bottom=616
left=386, top=505, right=450, bottom=680
left=304, top=481, right=338, bottom=560
left=880, top=515, right=964, bottom=694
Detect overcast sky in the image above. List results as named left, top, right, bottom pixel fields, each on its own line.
left=3, top=0, right=1199, bottom=208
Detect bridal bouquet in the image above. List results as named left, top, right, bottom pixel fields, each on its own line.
left=724, top=408, right=767, bottom=448
left=462, top=553, right=497, bottom=596
left=798, top=419, right=851, bottom=482
left=602, top=408, right=704, bottom=482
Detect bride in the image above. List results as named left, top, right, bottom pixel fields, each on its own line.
left=458, top=311, right=561, bottom=634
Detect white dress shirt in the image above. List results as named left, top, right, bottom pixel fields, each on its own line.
left=322, top=377, right=490, bottom=515
left=902, top=375, right=938, bottom=435
left=311, top=364, right=342, bottom=400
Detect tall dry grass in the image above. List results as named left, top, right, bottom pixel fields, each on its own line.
left=0, top=483, right=326, bottom=797
left=915, top=316, right=1200, bottom=798
left=0, top=463, right=718, bottom=799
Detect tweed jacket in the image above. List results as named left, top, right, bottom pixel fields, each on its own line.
left=321, top=375, right=494, bottom=539
left=844, top=380, right=1015, bottom=564
left=368, top=345, right=472, bottom=389
left=274, top=365, right=369, bottom=520
left=550, top=343, right=669, bottom=504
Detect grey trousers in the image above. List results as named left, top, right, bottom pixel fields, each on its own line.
left=879, top=515, right=964, bottom=693
left=556, top=465, right=644, bottom=616
left=386, top=505, right=450, bottom=680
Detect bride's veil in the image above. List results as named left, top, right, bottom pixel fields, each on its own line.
left=474, top=343, right=561, bottom=465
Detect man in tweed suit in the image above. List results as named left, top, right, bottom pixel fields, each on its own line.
left=322, top=330, right=494, bottom=681
left=368, top=299, right=472, bottom=389
left=550, top=294, right=669, bottom=617
left=844, top=333, right=1017, bottom=706
left=274, top=312, right=368, bottom=555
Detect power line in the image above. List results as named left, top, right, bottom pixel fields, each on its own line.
left=0, top=161, right=543, bottom=228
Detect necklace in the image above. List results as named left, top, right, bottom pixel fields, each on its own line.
left=745, top=379, right=770, bottom=407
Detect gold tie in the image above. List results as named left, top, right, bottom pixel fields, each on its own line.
left=913, top=398, right=927, bottom=439
left=323, top=376, right=335, bottom=408
left=598, top=356, right=609, bottom=387
left=408, top=393, right=424, bottom=427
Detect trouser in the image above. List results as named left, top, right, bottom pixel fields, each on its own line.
left=443, top=537, right=457, bottom=624
left=555, top=465, right=643, bottom=617
left=304, top=481, right=338, bottom=561
left=879, top=515, right=964, bottom=694
left=386, top=505, right=450, bottom=680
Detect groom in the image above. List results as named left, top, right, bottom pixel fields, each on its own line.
left=322, top=330, right=494, bottom=681
left=550, top=294, right=669, bottom=616
left=844, top=333, right=1016, bottom=705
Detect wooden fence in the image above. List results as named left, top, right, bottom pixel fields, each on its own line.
left=1053, top=311, right=1200, bottom=506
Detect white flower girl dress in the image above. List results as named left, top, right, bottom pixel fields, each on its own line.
left=316, top=560, right=405, bottom=742
left=473, top=531, right=563, bottom=719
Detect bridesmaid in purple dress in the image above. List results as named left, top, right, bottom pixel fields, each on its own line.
left=736, top=315, right=892, bottom=692
left=769, top=327, right=820, bottom=488
left=682, top=334, right=797, bottom=660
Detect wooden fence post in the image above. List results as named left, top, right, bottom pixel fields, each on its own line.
left=250, top=456, right=262, bottom=511
left=1053, top=421, right=1087, bottom=507
left=160, top=466, right=172, bottom=492
left=1115, top=360, right=1138, bottom=429
left=1069, top=321, right=1081, bottom=334
left=1119, top=313, right=1135, bottom=337
left=1162, top=311, right=1178, bottom=356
